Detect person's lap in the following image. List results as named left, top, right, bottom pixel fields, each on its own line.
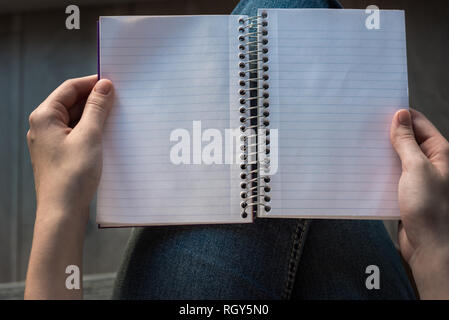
left=113, top=219, right=306, bottom=299
left=112, top=218, right=414, bottom=299
left=112, top=0, right=415, bottom=300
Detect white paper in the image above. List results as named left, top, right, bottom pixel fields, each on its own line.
left=97, top=15, right=248, bottom=226
left=258, top=9, right=408, bottom=218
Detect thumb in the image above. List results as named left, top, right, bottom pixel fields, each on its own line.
left=390, top=109, right=426, bottom=171
left=77, top=79, right=114, bottom=134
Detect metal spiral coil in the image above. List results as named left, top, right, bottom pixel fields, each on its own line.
left=238, top=11, right=271, bottom=218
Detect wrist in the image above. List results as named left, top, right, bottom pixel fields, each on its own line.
left=35, top=200, right=90, bottom=230
left=35, top=176, right=94, bottom=220
left=27, top=200, right=88, bottom=300
left=409, top=246, right=449, bottom=299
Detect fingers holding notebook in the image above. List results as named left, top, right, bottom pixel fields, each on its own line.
left=390, top=108, right=449, bottom=299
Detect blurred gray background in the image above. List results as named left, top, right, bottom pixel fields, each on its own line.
left=0, top=0, right=448, bottom=288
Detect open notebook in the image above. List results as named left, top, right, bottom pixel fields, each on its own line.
left=97, top=9, right=408, bottom=227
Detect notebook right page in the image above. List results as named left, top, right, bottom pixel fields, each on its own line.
left=259, top=9, right=408, bottom=219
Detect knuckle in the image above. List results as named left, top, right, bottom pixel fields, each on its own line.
left=59, top=78, right=80, bottom=100
left=391, top=129, right=409, bottom=145
left=87, top=96, right=106, bottom=112
left=28, top=111, right=37, bottom=127
left=28, top=106, right=51, bottom=127
left=26, top=130, right=32, bottom=142
left=26, top=129, right=37, bottom=147
left=28, top=109, right=43, bottom=126
left=62, top=78, right=76, bottom=89
left=61, top=78, right=79, bottom=96
left=397, top=131, right=414, bottom=143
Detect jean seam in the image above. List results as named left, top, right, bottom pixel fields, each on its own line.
left=281, top=219, right=310, bottom=299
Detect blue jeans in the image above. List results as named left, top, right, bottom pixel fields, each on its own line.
left=112, top=0, right=415, bottom=300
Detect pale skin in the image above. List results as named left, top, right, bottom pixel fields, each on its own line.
left=25, top=75, right=114, bottom=299
left=25, top=75, right=449, bottom=299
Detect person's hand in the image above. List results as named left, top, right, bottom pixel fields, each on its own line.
left=390, top=108, right=449, bottom=299
left=27, top=75, right=114, bottom=224
left=25, top=75, right=114, bottom=299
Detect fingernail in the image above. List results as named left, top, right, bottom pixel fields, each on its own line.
left=397, top=109, right=411, bottom=126
left=94, top=79, right=112, bottom=94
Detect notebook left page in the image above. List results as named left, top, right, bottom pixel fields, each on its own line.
left=97, top=16, right=248, bottom=226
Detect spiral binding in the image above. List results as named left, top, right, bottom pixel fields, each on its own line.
left=238, top=11, right=271, bottom=219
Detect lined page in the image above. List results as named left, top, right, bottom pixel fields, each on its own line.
left=97, top=16, right=247, bottom=226
left=259, top=9, right=408, bottom=218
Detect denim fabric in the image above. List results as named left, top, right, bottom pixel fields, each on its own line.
left=112, top=0, right=416, bottom=300
left=232, top=0, right=342, bottom=16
